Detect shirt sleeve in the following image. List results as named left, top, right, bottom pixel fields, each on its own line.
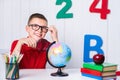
left=10, top=40, right=18, bottom=55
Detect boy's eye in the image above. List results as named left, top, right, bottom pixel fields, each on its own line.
left=28, top=24, right=48, bottom=33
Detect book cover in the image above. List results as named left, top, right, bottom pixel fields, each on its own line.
left=81, top=68, right=116, bottom=77
left=81, top=73, right=116, bottom=80
left=116, top=71, right=120, bottom=76
left=83, top=62, right=117, bottom=72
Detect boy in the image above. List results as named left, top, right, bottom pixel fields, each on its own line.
left=10, top=13, right=58, bottom=69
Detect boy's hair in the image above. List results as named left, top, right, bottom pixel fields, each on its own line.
left=28, top=13, right=48, bottom=24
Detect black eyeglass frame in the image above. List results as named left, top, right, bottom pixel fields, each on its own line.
left=28, top=24, right=48, bottom=33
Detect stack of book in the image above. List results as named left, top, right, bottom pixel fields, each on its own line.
left=81, top=62, right=117, bottom=80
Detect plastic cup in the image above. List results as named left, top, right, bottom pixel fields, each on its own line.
left=6, top=63, right=19, bottom=79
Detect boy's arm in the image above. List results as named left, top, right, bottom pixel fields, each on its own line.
left=11, top=38, right=37, bottom=56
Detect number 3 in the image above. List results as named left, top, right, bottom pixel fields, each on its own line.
left=56, top=0, right=73, bottom=19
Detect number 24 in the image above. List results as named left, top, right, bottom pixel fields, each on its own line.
left=56, top=0, right=110, bottom=19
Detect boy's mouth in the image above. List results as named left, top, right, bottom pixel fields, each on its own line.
left=35, top=33, right=42, bottom=37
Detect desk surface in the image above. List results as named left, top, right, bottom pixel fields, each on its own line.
left=19, top=69, right=97, bottom=80
left=0, top=68, right=120, bottom=80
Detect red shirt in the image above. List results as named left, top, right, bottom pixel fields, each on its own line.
left=10, top=39, right=50, bottom=69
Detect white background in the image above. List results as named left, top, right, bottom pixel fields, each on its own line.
left=0, top=0, right=120, bottom=70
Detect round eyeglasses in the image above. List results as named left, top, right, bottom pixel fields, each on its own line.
left=28, top=24, right=48, bottom=33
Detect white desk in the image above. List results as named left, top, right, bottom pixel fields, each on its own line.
left=19, top=69, right=97, bottom=80
left=1, top=68, right=120, bottom=80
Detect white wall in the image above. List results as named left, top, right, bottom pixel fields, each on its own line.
left=0, top=0, right=120, bottom=70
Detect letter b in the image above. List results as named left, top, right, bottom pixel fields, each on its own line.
left=84, top=34, right=104, bottom=62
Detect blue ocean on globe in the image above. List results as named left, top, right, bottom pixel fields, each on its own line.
left=47, top=42, right=72, bottom=68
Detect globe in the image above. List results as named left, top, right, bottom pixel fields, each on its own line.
left=47, top=42, right=72, bottom=76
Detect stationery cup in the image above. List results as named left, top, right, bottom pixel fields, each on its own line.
left=5, top=63, right=19, bottom=79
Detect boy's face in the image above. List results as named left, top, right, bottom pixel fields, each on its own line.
left=26, top=18, right=48, bottom=41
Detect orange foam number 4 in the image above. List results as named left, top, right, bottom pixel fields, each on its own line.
left=89, top=0, right=110, bottom=19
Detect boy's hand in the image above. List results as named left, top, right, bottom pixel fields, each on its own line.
left=18, top=37, right=37, bottom=48
left=48, top=26, right=58, bottom=42
left=12, top=37, right=37, bottom=55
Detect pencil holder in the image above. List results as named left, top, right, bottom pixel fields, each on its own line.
left=6, top=63, right=19, bottom=79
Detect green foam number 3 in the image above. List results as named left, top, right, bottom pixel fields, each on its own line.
left=56, top=0, right=73, bottom=19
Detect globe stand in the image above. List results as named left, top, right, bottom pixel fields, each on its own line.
left=51, top=68, right=68, bottom=77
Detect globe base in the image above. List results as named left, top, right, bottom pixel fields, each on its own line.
left=51, top=68, right=68, bottom=77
